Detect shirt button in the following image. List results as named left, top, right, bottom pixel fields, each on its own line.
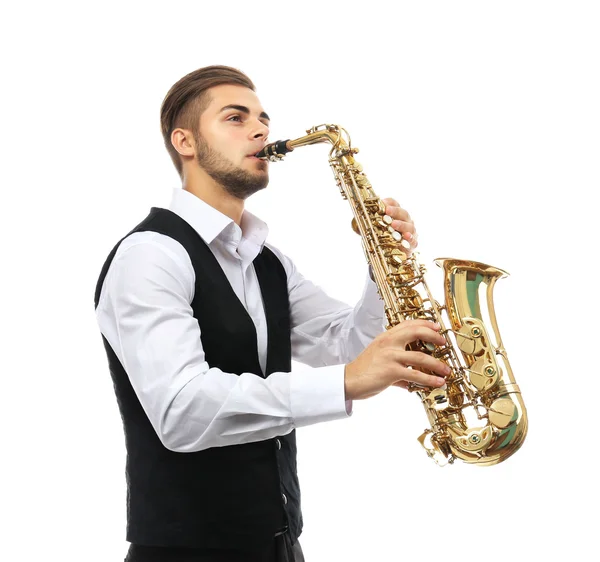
left=282, top=493, right=288, bottom=505
left=276, top=439, right=282, bottom=450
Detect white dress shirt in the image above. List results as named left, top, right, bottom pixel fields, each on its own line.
left=95, top=188, right=385, bottom=452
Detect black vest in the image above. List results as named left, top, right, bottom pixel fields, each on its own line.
left=94, top=207, right=302, bottom=550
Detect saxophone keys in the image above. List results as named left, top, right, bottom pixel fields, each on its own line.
left=389, top=250, right=407, bottom=265
left=456, top=320, right=486, bottom=356
left=381, top=216, right=412, bottom=247
left=425, top=388, right=449, bottom=411
left=467, top=357, right=501, bottom=392
left=488, top=398, right=518, bottom=429
left=417, top=430, right=451, bottom=466
left=454, top=426, right=493, bottom=452
left=355, top=174, right=370, bottom=188
left=388, top=227, right=402, bottom=242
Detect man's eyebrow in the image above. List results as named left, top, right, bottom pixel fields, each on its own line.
left=219, top=104, right=270, bottom=121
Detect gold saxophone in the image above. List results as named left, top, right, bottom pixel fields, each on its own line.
left=257, top=125, right=528, bottom=466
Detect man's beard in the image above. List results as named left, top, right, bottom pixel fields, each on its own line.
left=194, top=134, right=268, bottom=200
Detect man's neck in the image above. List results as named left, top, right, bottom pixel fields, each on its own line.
left=182, top=171, right=244, bottom=226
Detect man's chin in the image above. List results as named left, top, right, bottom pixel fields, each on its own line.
left=224, top=174, right=269, bottom=201
left=247, top=163, right=270, bottom=185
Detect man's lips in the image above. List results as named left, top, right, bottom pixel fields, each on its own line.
left=247, top=148, right=266, bottom=158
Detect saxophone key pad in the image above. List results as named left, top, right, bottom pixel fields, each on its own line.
left=389, top=251, right=407, bottom=265
left=488, top=398, right=518, bottom=429
left=389, top=228, right=402, bottom=242
left=456, top=319, right=487, bottom=356
left=468, top=357, right=500, bottom=392
left=426, top=388, right=449, bottom=411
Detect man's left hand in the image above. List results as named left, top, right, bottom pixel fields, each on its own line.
left=381, top=197, right=418, bottom=255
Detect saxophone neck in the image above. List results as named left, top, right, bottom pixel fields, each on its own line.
left=256, top=124, right=352, bottom=161
left=290, top=124, right=347, bottom=150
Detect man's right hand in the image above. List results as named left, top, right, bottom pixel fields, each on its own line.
left=344, top=319, right=450, bottom=400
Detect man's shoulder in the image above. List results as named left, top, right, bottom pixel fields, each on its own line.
left=117, top=229, right=186, bottom=256
left=95, top=229, right=195, bottom=309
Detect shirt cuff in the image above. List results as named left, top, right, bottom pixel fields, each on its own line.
left=290, top=365, right=351, bottom=427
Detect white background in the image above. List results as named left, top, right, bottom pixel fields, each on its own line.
left=2, top=1, right=598, bottom=561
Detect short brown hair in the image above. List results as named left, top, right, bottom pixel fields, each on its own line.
left=160, top=65, right=256, bottom=177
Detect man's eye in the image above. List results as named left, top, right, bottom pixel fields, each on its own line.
left=227, top=115, right=242, bottom=122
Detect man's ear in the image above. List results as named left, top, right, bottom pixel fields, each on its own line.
left=171, top=128, right=196, bottom=157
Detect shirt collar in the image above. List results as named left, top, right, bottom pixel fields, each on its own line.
left=167, top=188, right=269, bottom=254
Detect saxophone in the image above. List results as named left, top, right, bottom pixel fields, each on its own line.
left=256, top=125, right=527, bottom=466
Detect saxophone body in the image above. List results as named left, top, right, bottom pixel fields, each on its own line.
left=257, top=125, right=527, bottom=466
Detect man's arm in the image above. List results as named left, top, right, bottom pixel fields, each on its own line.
left=266, top=244, right=385, bottom=368
left=275, top=196, right=417, bottom=370
left=95, top=232, right=350, bottom=453
left=267, top=196, right=418, bottom=409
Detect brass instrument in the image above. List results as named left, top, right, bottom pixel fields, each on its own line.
left=256, top=125, right=527, bottom=466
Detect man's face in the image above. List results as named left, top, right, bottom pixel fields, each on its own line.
left=194, top=84, right=270, bottom=200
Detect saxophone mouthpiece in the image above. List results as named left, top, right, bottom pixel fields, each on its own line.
left=255, top=139, right=293, bottom=161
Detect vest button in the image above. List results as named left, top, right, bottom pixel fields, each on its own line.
left=276, top=439, right=282, bottom=450
left=282, top=493, right=288, bottom=505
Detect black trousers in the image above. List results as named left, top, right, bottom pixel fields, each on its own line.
left=124, top=532, right=305, bottom=562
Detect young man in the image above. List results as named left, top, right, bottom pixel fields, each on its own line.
left=94, top=65, right=449, bottom=562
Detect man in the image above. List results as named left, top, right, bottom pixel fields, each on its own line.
left=94, top=65, right=449, bottom=562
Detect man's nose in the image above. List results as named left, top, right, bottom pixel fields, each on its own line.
left=250, top=120, right=269, bottom=139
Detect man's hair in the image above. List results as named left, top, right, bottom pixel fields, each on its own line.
left=160, top=65, right=256, bottom=177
